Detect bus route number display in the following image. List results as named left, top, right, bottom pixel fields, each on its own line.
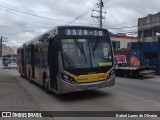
left=65, top=29, right=105, bottom=36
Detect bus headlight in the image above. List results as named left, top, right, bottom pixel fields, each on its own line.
left=61, top=73, right=76, bottom=84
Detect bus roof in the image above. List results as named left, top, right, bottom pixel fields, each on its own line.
left=57, top=25, right=108, bottom=30
left=20, top=25, right=109, bottom=46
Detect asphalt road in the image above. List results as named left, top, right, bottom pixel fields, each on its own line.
left=0, top=59, right=160, bottom=120
left=114, top=76, right=160, bottom=102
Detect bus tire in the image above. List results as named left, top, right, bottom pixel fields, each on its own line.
left=124, top=71, right=128, bottom=78
left=43, top=76, right=51, bottom=93
left=29, top=70, right=33, bottom=83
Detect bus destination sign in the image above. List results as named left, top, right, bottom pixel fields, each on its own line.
left=65, top=29, right=105, bottom=36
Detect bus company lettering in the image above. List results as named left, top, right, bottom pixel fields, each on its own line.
left=28, top=113, right=42, bottom=117
left=12, top=112, right=42, bottom=117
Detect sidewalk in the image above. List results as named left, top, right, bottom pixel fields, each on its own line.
left=0, top=60, right=53, bottom=120
left=0, top=68, right=40, bottom=111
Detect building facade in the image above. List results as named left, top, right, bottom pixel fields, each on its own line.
left=110, top=34, right=138, bottom=49
left=2, top=44, right=15, bottom=56
left=138, top=12, right=160, bottom=42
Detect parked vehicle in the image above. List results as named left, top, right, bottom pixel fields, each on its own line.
left=131, top=41, right=160, bottom=75
left=114, top=55, right=154, bottom=77
left=2, top=55, right=17, bottom=69
left=2, top=58, right=10, bottom=69
left=8, top=62, right=17, bottom=69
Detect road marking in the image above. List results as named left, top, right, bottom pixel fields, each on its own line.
left=108, top=88, right=160, bottom=105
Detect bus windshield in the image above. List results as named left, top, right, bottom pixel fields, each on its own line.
left=61, top=38, right=113, bottom=69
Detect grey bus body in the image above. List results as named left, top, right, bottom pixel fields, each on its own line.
left=17, top=26, right=115, bottom=94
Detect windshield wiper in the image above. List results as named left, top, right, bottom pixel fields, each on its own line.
left=74, top=39, right=87, bottom=63
left=91, top=38, right=99, bottom=60
left=93, top=38, right=99, bottom=51
left=91, top=43, right=95, bottom=60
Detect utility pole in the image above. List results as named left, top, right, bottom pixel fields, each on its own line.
left=91, top=0, right=106, bottom=28
left=0, top=36, right=2, bottom=57
left=100, top=0, right=103, bottom=28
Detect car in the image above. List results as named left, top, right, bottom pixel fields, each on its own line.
left=8, top=62, right=17, bottom=69
left=2, top=60, right=10, bottom=69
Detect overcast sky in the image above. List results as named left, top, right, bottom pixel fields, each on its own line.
left=0, top=0, right=159, bottom=47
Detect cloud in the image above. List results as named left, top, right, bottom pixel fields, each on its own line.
left=0, top=0, right=160, bottom=46
left=6, top=40, right=22, bottom=47
left=17, top=32, right=36, bottom=43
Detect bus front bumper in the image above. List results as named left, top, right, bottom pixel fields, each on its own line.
left=58, top=75, right=115, bottom=94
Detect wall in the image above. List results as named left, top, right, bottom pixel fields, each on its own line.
left=138, top=12, right=160, bottom=42
left=2, top=44, right=14, bottom=56
left=111, top=34, right=138, bottom=49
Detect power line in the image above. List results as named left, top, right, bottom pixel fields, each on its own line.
left=0, top=17, right=53, bottom=28
left=0, top=7, right=59, bottom=26
left=67, top=1, right=98, bottom=25
left=0, top=5, right=66, bottom=22
left=112, top=30, right=138, bottom=33
left=0, top=5, right=99, bottom=27
left=106, top=19, right=138, bottom=27
left=102, top=0, right=138, bottom=28
left=103, top=0, right=112, bottom=4
left=109, top=29, right=138, bottom=34
left=0, top=2, right=138, bottom=30
left=70, top=21, right=99, bottom=26
left=0, top=17, right=99, bottom=28
left=0, top=17, right=138, bottom=30
left=107, top=25, right=137, bottom=29
left=0, top=25, right=52, bottom=29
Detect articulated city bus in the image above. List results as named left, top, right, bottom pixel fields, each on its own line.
left=17, top=26, right=115, bottom=94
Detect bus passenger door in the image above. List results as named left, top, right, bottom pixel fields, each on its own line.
left=21, top=49, right=24, bottom=75
left=48, top=39, right=58, bottom=90
left=22, top=44, right=27, bottom=77
left=31, top=45, right=35, bottom=79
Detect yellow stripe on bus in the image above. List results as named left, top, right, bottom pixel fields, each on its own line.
left=35, top=70, right=40, bottom=80
left=69, top=71, right=111, bottom=83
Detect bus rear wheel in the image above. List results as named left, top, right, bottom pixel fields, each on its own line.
left=43, top=77, right=51, bottom=93
left=29, top=71, right=33, bottom=83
